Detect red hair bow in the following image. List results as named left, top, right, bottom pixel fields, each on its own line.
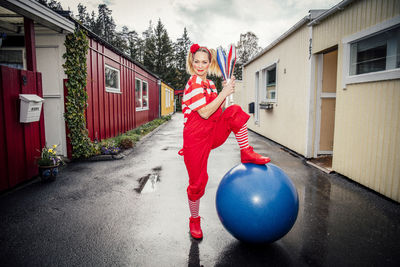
left=190, top=44, right=200, bottom=54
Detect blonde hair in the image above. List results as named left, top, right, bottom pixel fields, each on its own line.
left=186, top=47, right=222, bottom=77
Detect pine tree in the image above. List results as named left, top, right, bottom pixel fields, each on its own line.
left=143, top=21, right=156, bottom=73
left=153, top=19, right=174, bottom=81
left=77, top=3, right=91, bottom=28
left=95, top=4, right=116, bottom=43
left=174, top=27, right=191, bottom=90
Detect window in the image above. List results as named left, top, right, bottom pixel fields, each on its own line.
left=135, top=78, right=142, bottom=109
left=262, top=64, right=277, bottom=102
left=165, top=88, right=169, bottom=108
left=135, top=78, right=149, bottom=111
left=105, top=65, right=120, bottom=93
left=142, top=81, right=148, bottom=109
left=342, top=17, right=400, bottom=86
left=0, top=48, right=25, bottom=69
left=350, top=26, right=399, bottom=75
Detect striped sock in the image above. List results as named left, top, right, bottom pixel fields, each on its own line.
left=235, top=123, right=250, bottom=150
left=188, top=198, right=200, bottom=218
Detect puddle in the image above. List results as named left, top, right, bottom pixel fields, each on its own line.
left=134, top=166, right=162, bottom=193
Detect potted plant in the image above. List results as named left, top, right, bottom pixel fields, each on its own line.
left=37, top=145, right=63, bottom=182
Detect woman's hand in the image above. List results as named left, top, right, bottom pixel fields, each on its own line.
left=221, top=76, right=235, bottom=98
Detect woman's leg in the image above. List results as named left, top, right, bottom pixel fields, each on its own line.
left=212, top=105, right=270, bottom=164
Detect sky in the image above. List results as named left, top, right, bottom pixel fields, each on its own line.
left=59, top=0, right=339, bottom=49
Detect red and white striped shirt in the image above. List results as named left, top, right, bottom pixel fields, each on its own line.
left=182, top=75, right=218, bottom=125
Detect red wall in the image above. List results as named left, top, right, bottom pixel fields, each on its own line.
left=0, top=66, right=45, bottom=191
left=85, top=38, right=159, bottom=141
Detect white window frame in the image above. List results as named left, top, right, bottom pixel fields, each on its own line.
left=342, top=16, right=400, bottom=88
left=165, top=88, right=169, bottom=108
left=142, top=81, right=149, bottom=110
left=135, top=78, right=142, bottom=110
left=260, top=61, right=278, bottom=103
left=135, top=78, right=149, bottom=111
left=105, top=64, right=121, bottom=93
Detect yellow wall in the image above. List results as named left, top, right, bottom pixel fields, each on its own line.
left=312, top=0, right=400, bottom=201
left=241, top=24, right=311, bottom=156
left=161, top=82, right=174, bottom=116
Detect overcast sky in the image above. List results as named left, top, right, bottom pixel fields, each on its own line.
left=60, top=0, right=339, bottom=49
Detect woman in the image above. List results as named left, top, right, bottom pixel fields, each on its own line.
left=180, top=44, right=270, bottom=239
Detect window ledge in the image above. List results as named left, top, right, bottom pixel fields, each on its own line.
left=343, top=68, right=400, bottom=87
left=106, top=88, right=122, bottom=94
left=259, top=102, right=274, bottom=109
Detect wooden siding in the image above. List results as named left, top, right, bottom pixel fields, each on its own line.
left=86, top=38, right=159, bottom=141
left=161, top=82, right=174, bottom=116
left=312, top=0, right=400, bottom=53
left=333, top=80, right=400, bottom=201
left=0, top=66, right=45, bottom=191
left=312, top=0, right=400, bottom=201
left=241, top=24, right=311, bottom=156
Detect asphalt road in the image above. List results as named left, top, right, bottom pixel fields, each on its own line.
left=1, top=112, right=399, bottom=267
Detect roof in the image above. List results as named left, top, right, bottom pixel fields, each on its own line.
left=0, top=0, right=75, bottom=33
left=244, top=9, right=328, bottom=67
left=308, top=0, right=355, bottom=26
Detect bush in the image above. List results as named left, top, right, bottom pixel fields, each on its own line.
left=119, top=136, right=134, bottom=149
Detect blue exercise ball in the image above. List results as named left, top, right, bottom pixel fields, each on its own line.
left=216, top=163, right=299, bottom=243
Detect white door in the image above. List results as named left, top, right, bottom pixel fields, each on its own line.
left=36, top=45, right=67, bottom=156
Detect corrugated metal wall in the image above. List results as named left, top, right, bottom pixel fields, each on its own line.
left=86, top=38, right=159, bottom=141
left=312, top=0, right=400, bottom=201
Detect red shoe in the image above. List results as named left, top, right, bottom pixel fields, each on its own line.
left=189, top=216, right=203, bottom=239
left=241, top=146, right=271, bottom=165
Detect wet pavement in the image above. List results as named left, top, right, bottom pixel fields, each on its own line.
left=1, top=112, right=400, bottom=267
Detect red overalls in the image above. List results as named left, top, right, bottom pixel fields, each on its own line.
left=180, top=78, right=250, bottom=201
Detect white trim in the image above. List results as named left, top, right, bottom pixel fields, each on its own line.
left=135, top=78, right=149, bottom=111
left=305, top=26, right=315, bottom=158
left=321, top=92, right=336, bottom=98
left=141, top=80, right=149, bottom=110
left=318, top=151, right=333, bottom=155
left=104, top=64, right=121, bottom=94
left=314, top=54, right=323, bottom=158
left=254, top=70, right=260, bottom=125
left=342, top=16, right=400, bottom=88
left=135, top=78, right=142, bottom=111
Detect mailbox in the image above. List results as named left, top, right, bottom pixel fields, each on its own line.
left=19, top=94, right=44, bottom=123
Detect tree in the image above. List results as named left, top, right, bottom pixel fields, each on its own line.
left=36, top=0, right=63, bottom=11
left=77, top=3, right=92, bottom=28
left=142, top=21, right=156, bottom=73
left=235, top=32, right=262, bottom=80
left=174, top=27, right=191, bottom=91
left=94, top=4, right=116, bottom=43
left=153, top=19, right=174, bottom=81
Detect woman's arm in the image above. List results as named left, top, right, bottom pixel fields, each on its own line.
left=197, top=77, right=235, bottom=119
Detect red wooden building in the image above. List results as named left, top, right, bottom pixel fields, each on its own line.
left=83, top=31, right=160, bottom=144
left=0, top=0, right=161, bottom=191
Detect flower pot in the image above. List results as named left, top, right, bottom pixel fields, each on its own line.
left=38, top=164, right=59, bottom=182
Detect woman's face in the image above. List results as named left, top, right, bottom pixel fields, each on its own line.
left=192, top=51, right=210, bottom=78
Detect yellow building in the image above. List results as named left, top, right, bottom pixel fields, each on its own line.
left=238, top=0, right=400, bottom=202
left=161, top=82, right=175, bottom=116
